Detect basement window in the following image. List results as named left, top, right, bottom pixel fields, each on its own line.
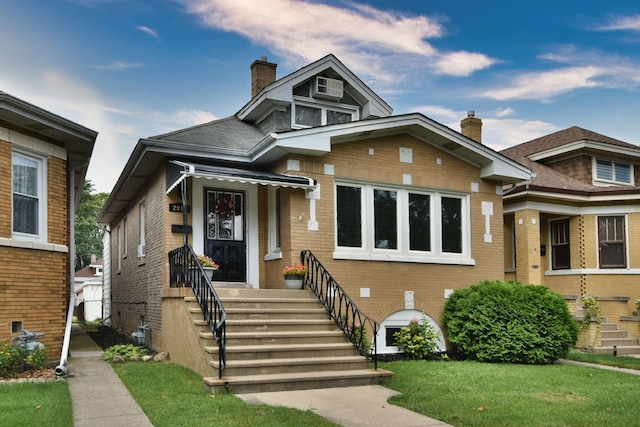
left=12, top=321, right=23, bottom=334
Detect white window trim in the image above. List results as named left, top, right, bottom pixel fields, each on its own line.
left=12, top=149, right=47, bottom=243
left=138, top=200, right=146, bottom=260
left=592, top=157, right=634, bottom=186
left=333, top=182, right=474, bottom=265
left=292, top=96, right=359, bottom=129
left=596, top=214, right=628, bottom=269
left=264, top=187, right=282, bottom=261
left=116, top=225, right=122, bottom=272
left=377, top=310, right=446, bottom=354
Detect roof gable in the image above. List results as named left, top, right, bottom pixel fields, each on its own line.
left=237, top=54, right=393, bottom=122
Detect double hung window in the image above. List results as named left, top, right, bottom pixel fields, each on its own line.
left=335, top=183, right=469, bottom=263
left=12, top=151, right=46, bottom=240
left=550, top=219, right=570, bottom=270
left=598, top=215, right=626, bottom=268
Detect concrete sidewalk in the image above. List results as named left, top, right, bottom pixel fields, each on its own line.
left=66, top=325, right=153, bottom=427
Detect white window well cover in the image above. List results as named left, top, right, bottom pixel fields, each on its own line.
left=166, top=161, right=316, bottom=193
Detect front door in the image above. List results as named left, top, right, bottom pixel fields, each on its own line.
left=205, top=189, right=246, bottom=282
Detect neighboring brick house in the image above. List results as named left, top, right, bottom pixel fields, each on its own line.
left=98, top=55, right=529, bottom=356
left=0, top=92, right=97, bottom=362
left=501, top=126, right=640, bottom=341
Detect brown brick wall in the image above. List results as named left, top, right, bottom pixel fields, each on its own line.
left=263, top=134, right=506, bottom=327
left=0, top=135, right=71, bottom=361
left=109, top=163, right=170, bottom=350
left=0, top=140, right=11, bottom=237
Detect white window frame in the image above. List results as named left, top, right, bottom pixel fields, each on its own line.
left=333, top=182, right=473, bottom=265
left=138, top=200, right=146, bottom=259
left=116, top=225, right=122, bottom=272
left=12, top=149, right=47, bottom=242
left=264, top=187, right=282, bottom=261
left=123, top=217, right=128, bottom=258
left=292, top=97, right=358, bottom=129
left=593, top=157, right=633, bottom=186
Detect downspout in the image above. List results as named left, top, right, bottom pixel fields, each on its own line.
left=56, top=164, right=83, bottom=376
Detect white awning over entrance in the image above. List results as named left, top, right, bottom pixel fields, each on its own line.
left=166, top=160, right=316, bottom=194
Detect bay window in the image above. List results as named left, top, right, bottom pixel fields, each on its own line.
left=335, top=183, right=470, bottom=263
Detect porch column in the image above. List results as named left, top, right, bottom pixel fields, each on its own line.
left=515, top=209, right=542, bottom=285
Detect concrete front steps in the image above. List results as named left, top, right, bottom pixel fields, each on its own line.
left=185, top=287, right=392, bottom=393
left=592, top=322, right=640, bottom=356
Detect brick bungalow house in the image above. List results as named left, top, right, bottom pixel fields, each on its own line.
left=501, top=127, right=640, bottom=351
left=98, top=55, right=530, bottom=390
left=0, top=91, right=97, bottom=367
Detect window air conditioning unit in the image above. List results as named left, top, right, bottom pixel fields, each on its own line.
left=137, top=244, right=146, bottom=257
left=312, top=76, right=343, bottom=100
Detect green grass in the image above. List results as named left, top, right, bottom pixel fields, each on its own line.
left=112, top=362, right=339, bottom=427
left=565, top=349, right=640, bottom=370
left=0, top=381, right=72, bottom=427
left=379, top=360, right=640, bottom=427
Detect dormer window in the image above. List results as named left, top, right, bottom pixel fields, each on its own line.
left=594, top=158, right=632, bottom=185
left=293, top=100, right=357, bottom=128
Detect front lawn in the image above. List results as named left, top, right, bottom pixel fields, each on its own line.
left=112, top=362, right=339, bottom=427
left=379, top=360, right=640, bottom=427
left=0, top=381, right=72, bottom=427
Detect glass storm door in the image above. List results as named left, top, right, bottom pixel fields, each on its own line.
left=205, top=189, right=246, bottom=282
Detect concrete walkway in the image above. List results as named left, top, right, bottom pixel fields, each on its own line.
left=238, top=386, right=453, bottom=427
left=66, top=325, right=153, bottom=427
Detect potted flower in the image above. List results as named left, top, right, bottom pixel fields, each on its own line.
left=634, top=298, right=640, bottom=316
left=283, top=263, right=306, bottom=289
left=197, top=255, right=219, bottom=279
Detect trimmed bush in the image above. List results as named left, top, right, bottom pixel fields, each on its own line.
left=443, top=280, right=578, bottom=364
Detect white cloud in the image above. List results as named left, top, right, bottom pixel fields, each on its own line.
left=94, top=60, right=146, bottom=70
left=178, top=0, right=496, bottom=80
left=479, top=66, right=604, bottom=101
left=433, top=51, right=496, bottom=77
left=596, top=14, right=640, bottom=31
left=137, top=25, right=160, bottom=39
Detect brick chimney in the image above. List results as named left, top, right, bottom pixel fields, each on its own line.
left=250, top=56, right=277, bottom=98
left=461, top=110, right=482, bottom=143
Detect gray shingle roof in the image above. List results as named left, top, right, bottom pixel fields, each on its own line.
left=149, top=115, right=266, bottom=152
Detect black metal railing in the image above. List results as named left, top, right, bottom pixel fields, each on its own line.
left=168, top=244, right=226, bottom=378
left=300, top=250, right=379, bottom=369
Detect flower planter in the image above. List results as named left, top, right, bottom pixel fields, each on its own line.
left=203, top=267, right=216, bottom=280
left=284, top=274, right=304, bottom=289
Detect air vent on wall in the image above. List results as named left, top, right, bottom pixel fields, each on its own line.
left=312, top=76, right=343, bottom=100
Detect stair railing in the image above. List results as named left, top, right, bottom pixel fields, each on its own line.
left=169, top=244, right=226, bottom=378
left=300, top=250, right=379, bottom=369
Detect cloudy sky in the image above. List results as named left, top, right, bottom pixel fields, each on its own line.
left=2, top=0, right=640, bottom=192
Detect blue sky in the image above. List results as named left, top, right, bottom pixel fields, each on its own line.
left=2, top=0, right=640, bottom=192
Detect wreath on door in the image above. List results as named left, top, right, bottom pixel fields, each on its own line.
left=215, top=197, right=235, bottom=219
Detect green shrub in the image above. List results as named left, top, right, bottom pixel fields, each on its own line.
left=103, top=344, right=148, bottom=361
left=443, top=280, right=578, bottom=364
left=0, top=341, right=47, bottom=377
left=393, top=316, right=440, bottom=359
